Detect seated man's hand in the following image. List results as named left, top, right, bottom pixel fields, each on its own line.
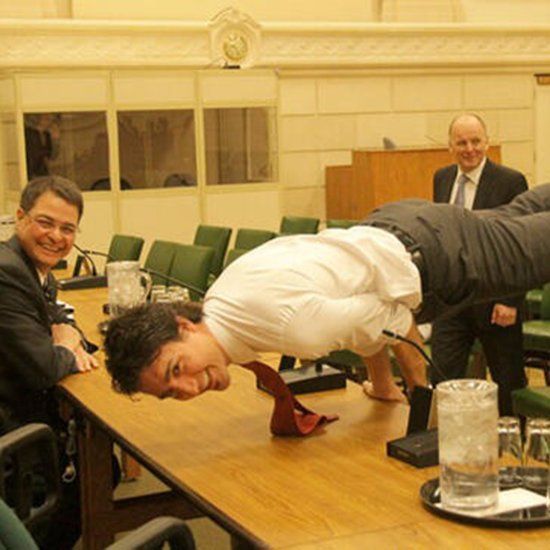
left=74, top=345, right=99, bottom=372
left=491, top=304, right=517, bottom=327
left=51, top=323, right=82, bottom=351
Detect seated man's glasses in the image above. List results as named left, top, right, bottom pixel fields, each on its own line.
left=25, top=212, right=79, bottom=237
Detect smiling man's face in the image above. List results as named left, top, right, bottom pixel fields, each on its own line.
left=449, top=115, right=489, bottom=173
left=138, top=318, right=231, bottom=400
left=15, top=190, right=79, bottom=274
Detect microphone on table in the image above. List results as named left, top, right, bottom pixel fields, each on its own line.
left=383, top=328, right=447, bottom=468
left=57, top=244, right=110, bottom=291
left=382, top=329, right=447, bottom=383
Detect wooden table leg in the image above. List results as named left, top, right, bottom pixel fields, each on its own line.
left=78, top=418, right=117, bottom=550
left=77, top=416, right=204, bottom=549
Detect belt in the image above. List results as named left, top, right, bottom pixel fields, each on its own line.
left=365, top=222, right=428, bottom=291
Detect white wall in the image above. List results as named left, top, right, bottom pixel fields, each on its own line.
left=279, top=71, right=535, bottom=220
left=72, top=0, right=376, bottom=22
left=3, top=1, right=550, bottom=25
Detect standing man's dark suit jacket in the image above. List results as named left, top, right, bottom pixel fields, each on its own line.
left=431, top=158, right=528, bottom=414
left=0, top=235, right=78, bottom=433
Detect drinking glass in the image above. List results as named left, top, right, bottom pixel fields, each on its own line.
left=107, top=261, right=152, bottom=317
left=150, top=284, right=167, bottom=303
left=437, top=379, right=499, bottom=510
left=497, top=416, right=523, bottom=487
left=166, top=286, right=190, bottom=302
left=523, top=418, right=550, bottom=501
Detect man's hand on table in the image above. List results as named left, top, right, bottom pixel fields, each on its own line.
left=52, top=323, right=99, bottom=372
left=73, top=345, right=99, bottom=372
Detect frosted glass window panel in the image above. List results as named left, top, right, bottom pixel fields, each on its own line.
left=23, top=111, right=109, bottom=192
left=204, top=107, right=277, bottom=185
left=118, top=110, right=197, bottom=190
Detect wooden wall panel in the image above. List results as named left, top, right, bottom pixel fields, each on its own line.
left=326, top=146, right=501, bottom=220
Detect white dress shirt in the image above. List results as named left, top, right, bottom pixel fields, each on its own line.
left=449, top=157, right=487, bottom=210
left=204, top=226, right=422, bottom=363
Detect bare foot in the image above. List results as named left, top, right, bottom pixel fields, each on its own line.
left=362, top=381, right=407, bottom=403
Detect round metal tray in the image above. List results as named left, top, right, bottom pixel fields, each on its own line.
left=420, top=470, right=550, bottom=528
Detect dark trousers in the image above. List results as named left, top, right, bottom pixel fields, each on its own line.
left=431, top=304, right=527, bottom=415
left=364, top=183, right=550, bottom=324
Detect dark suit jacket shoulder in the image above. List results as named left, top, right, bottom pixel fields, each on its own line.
left=432, top=158, right=528, bottom=310
left=433, top=159, right=527, bottom=207
left=0, top=236, right=77, bottom=428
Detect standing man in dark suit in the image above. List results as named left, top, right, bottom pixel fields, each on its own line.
left=431, top=113, right=528, bottom=415
left=0, top=176, right=98, bottom=549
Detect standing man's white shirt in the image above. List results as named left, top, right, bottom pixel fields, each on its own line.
left=449, top=157, right=487, bottom=210
left=204, top=226, right=422, bottom=363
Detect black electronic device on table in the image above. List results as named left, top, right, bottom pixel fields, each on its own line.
left=384, top=330, right=443, bottom=468
left=257, top=361, right=346, bottom=395
left=57, top=244, right=108, bottom=290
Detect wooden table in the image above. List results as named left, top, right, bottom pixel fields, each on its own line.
left=57, top=288, right=550, bottom=549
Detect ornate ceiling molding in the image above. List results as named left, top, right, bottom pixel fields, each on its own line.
left=0, top=14, right=550, bottom=70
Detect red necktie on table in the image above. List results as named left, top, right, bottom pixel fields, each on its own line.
left=242, top=361, right=339, bottom=437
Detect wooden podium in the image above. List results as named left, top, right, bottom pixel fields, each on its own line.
left=325, top=146, right=501, bottom=220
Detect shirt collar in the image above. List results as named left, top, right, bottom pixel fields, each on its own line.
left=458, top=156, right=487, bottom=186
left=203, top=315, right=259, bottom=364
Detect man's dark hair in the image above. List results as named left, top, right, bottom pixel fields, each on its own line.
left=20, top=176, right=84, bottom=220
left=104, top=301, right=203, bottom=395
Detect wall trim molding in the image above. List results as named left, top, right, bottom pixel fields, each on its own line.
left=1, top=15, right=550, bottom=70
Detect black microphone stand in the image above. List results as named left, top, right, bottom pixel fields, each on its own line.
left=384, top=328, right=444, bottom=468
left=382, top=328, right=446, bottom=436
left=57, top=244, right=109, bottom=290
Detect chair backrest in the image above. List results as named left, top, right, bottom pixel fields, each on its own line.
left=107, top=234, right=145, bottom=263
left=0, top=424, right=60, bottom=537
left=106, top=516, right=196, bottom=550
left=234, top=228, right=276, bottom=250
left=144, top=240, right=178, bottom=286
left=540, top=283, right=550, bottom=320
left=0, top=498, right=39, bottom=550
left=279, top=216, right=319, bottom=235
left=224, top=248, right=248, bottom=269
left=168, top=244, right=215, bottom=301
left=326, top=219, right=357, bottom=229
left=193, top=225, right=232, bottom=278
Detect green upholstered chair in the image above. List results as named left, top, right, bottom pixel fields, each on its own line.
left=0, top=498, right=40, bottom=550
left=0, top=424, right=59, bottom=542
left=279, top=216, right=320, bottom=235
left=0, top=495, right=196, bottom=550
left=107, top=517, right=196, bottom=549
left=193, top=225, right=232, bottom=278
left=523, top=283, right=550, bottom=385
left=224, top=248, right=248, bottom=268
left=0, top=424, right=196, bottom=550
left=234, top=228, right=276, bottom=250
left=168, top=244, right=215, bottom=301
left=512, top=386, right=550, bottom=419
left=107, top=234, right=145, bottom=263
left=144, top=240, right=177, bottom=286
left=326, top=219, right=357, bottom=229
left=525, top=287, right=543, bottom=319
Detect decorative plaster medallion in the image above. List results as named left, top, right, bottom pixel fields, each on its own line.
left=209, top=7, right=261, bottom=68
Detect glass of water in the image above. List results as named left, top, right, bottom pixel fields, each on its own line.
left=523, top=418, right=550, bottom=501
left=437, top=379, right=499, bottom=510
left=166, top=286, right=190, bottom=302
left=497, top=416, right=523, bottom=487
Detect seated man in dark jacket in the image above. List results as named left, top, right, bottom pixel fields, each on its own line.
left=0, top=175, right=98, bottom=549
